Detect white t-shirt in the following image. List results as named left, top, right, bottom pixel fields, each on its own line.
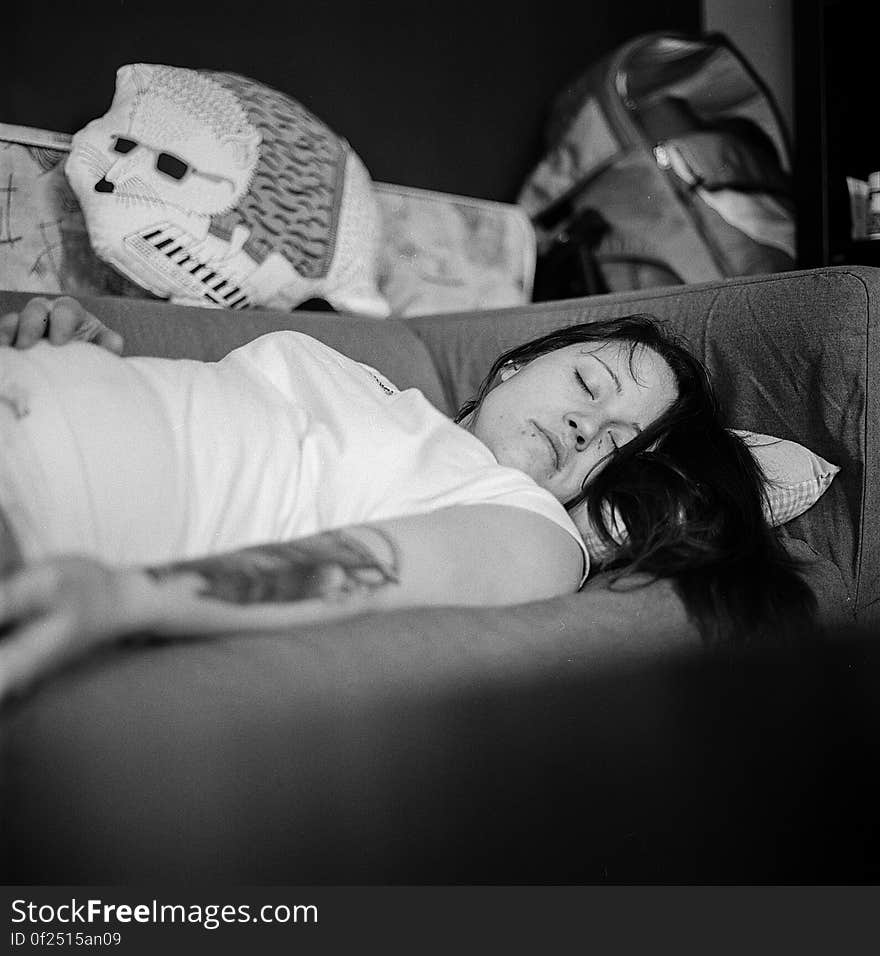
left=0, top=333, right=588, bottom=576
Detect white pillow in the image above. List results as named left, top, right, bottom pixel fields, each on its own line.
left=575, top=429, right=840, bottom=568
left=730, top=429, right=840, bottom=525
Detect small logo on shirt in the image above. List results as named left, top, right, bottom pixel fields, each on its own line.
left=368, top=371, right=396, bottom=395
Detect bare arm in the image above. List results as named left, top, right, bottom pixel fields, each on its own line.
left=139, top=505, right=582, bottom=629
left=0, top=506, right=584, bottom=702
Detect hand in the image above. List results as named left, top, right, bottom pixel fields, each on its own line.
left=0, top=556, right=138, bottom=705
left=0, top=296, right=124, bottom=353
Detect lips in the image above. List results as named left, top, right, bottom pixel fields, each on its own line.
left=531, top=420, right=563, bottom=470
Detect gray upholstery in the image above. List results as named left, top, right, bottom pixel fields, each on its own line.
left=0, top=266, right=875, bottom=882
left=53, top=292, right=448, bottom=412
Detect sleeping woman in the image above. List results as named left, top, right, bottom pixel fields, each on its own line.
left=0, top=295, right=815, bottom=702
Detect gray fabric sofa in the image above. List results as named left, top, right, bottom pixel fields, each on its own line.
left=1, top=265, right=878, bottom=882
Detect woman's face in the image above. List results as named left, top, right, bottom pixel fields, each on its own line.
left=462, top=340, right=678, bottom=502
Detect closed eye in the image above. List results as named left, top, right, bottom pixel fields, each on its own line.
left=575, top=370, right=595, bottom=399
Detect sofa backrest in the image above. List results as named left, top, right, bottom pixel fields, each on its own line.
left=409, top=266, right=880, bottom=626
left=0, top=292, right=449, bottom=413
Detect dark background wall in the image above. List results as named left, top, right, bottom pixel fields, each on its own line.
left=3, top=0, right=699, bottom=201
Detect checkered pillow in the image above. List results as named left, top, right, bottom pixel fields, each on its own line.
left=731, top=429, right=840, bottom=524
left=576, top=429, right=840, bottom=569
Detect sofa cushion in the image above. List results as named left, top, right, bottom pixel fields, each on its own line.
left=0, top=569, right=696, bottom=882
left=373, top=182, right=535, bottom=316
left=0, top=528, right=854, bottom=884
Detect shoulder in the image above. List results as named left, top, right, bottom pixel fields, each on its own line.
left=221, top=330, right=395, bottom=399
left=223, top=330, right=346, bottom=369
left=472, top=504, right=587, bottom=598
left=377, top=504, right=586, bottom=607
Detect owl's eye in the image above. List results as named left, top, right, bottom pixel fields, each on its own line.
left=156, top=153, right=190, bottom=181
left=112, top=136, right=137, bottom=154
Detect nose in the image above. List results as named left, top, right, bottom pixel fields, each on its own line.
left=565, top=412, right=596, bottom=450
left=94, top=177, right=115, bottom=193
left=102, top=153, right=145, bottom=187
left=103, top=158, right=127, bottom=184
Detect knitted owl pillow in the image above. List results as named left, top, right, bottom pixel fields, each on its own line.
left=65, top=64, right=389, bottom=317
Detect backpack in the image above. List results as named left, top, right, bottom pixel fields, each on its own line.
left=518, top=32, right=796, bottom=298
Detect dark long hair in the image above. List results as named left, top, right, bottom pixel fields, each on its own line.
left=457, top=315, right=816, bottom=647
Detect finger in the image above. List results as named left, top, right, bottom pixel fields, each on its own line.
left=92, top=325, right=125, bottom=355
left=0, top=312, right=21, bottom=347
left=13, top=297, right=53, bottom=348
left=45, top=296, right=84, bottom=346
left=46, top=298, right=125, bottom=354
left=0, top=611, right=71, bottom=706
left=0, top=563, right=61, bottom=625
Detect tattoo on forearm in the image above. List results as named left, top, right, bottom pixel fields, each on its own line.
left=146, top=527, right=400, bottom=605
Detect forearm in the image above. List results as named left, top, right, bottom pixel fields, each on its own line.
left=0, top=532, right=390, bottom=706
left=130, top=505, right=582, bottom=636
left=133, top=525, right=401, bottom=636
